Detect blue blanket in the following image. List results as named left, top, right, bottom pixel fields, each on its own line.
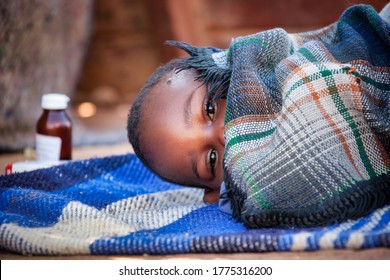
left=0, top=153, right=389, bottom=255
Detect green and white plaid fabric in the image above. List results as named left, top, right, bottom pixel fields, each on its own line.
left=223, top=4, right=390, bottom=227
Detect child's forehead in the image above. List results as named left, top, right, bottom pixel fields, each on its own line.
left=147, top=69, right=194, bottom=104
left=153, top=69, right=197, bottom=96
left=166, top=68, right=195, bottom=83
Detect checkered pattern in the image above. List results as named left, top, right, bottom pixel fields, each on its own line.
left=223, top=4, right=390, bottom=227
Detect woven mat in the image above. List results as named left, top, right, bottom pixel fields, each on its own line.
left=0, top=154, right=389, bottom=255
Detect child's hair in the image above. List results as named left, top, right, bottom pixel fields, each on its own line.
left=127, top=41, right=231, bottom=176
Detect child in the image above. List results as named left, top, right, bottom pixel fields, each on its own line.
left=127, top=57, right=227, bottom=204
left=128, top=4, right=390, bottom=228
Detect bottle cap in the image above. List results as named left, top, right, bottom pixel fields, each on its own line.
left=41, top=93, right=70, bottom=110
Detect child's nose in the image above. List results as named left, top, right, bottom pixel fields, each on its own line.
left=208, top=119, right=225, bottom=147
left=201, top=118, right=225, bottom=147
left=217, top=121, right=225, bottom=146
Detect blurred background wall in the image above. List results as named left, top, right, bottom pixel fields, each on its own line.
left=0, top=0, right=93, bottom=151
left=0, top=0, right=388, bottom=152
left=76, top=0, right=389, bottom=105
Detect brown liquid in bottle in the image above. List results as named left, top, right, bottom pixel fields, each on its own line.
left=36, top=109, right=72, bottom=160
left=36, top=94, right=72, bottom=161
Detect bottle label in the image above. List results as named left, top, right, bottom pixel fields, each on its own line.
left=36, top=134, right=62, bottom=161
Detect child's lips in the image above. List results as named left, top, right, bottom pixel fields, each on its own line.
left=204, top=187, right=213, bottom=193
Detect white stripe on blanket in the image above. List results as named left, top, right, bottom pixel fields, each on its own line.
left=0, top=188, right=205, bottom=255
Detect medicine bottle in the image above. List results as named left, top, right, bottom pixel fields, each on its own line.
left=36, top=93, right=72, bottom=161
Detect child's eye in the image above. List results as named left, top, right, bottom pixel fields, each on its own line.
left=204, top=97, right=217, bottom=121
left=207, top=149, right=217, bottom=176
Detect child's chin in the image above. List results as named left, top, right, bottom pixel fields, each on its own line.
left=203, top=189, right=220, bottom=204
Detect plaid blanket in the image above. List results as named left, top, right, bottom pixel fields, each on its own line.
left=217, top=4, right=390, bottom=228
left=0, top=154, right=389, bottom=255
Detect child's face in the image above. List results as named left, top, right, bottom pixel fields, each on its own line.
left=142, top=69, right=226, bottom=203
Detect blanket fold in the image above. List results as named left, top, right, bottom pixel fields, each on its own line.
left=223, top=4, right=390, bottom=228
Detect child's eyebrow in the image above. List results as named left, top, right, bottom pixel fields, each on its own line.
left=184, top=89, right=196, bottom=129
